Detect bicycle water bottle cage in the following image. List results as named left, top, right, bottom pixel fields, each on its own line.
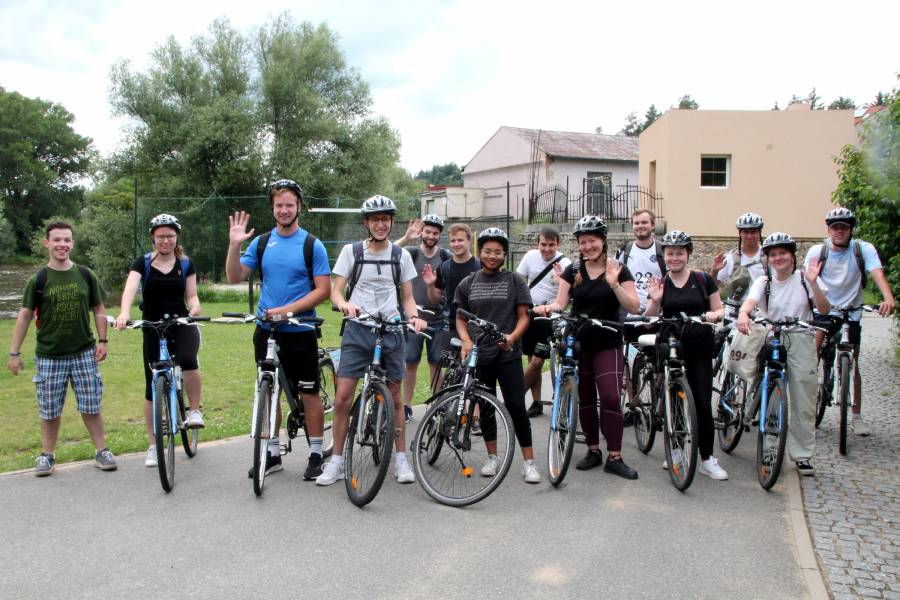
left=533, top=343, right=551, bottom=359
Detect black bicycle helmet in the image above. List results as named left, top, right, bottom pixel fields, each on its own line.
left=361, top=195, right=397, bottom=216
left=477, top=227, right=509, bottom=253
left=149, top=213, right=181, bottom=234
left=573, top=215, right=607, bottom=237
left=268, top=179, right=304, bottom=204
left=761, top=232, right=797, bottom=253
left=825, top=207, right=856, bottom=228
left=661, top=230, right=693, bottom=252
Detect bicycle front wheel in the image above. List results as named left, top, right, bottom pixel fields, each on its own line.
left=177, top=390, right=199, bottom=458
left=318, top=356, right=336, bottom=458
left=548, top=373, right=579, bottom=486
left=815, top=356, right=832, bottom=429
left=252, top=378, right=274, bottom=497
left=757, top=378, right=788, bottom=490
left=663, top=376, right=699, bottom=492
left=154, top=375, right=176, bottom=493
left=838, top=354, right=851, bottom=456
left=716, top=373, right=746, bottom=454
left=633, top=364, right=656, bottom=454
left=345, top=381, right=395, bottom=507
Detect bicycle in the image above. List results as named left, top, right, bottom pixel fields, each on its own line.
left=743, top=316, right=825, bottom=490
left=626, top=314, right=715, bottom=491
left=537, top=312, right=620, bottom=487
left=219, top=312, right=335, bottom=497
left=711, top=299, right=752, bottom=453
left=814, top=305, right=877, bottom=455
left=339, top=312, right=430, bottom=507
left=123, top=315, right=209, bottom=493
left=411, top=308, right=516, bottom=507
left=429, top=335, right=464, bottom=394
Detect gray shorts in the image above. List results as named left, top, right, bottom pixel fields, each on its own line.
left=338, top=321, right=406, bottom=383
left=405, top=324, right=446, bottom=365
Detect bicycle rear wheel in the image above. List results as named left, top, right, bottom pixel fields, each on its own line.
left=345, top=381, right=395, bottom=507
left=154, top=375, right=175, bottom=493
left=757, top=378, right=788, bottom=490
left=548, top=372, right=579, bottom=486
left=663, top=376, right=698, bottom=492
left=178, top=390, right=199, bottom=458
left=416, top=393, right=446, bottom=465
left=633, top=364, right=656, bottom=454
left=838, top=354, right=851, bottom=456
left=252, top=378, right=273, bottom=497
left=716, top=373, right=746, bottom=454
left=412, top=388, right=515, bottom=507
left=318, top=356, right=336, bottom=458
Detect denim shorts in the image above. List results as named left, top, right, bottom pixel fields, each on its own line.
left=338, top=321, right=406, bottom=383
left=33, top=348, right=103, bottom=419
left=404, top=328, right=446, bottom=365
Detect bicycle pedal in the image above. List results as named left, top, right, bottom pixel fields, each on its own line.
left=279, top=442, right=291, bottom=456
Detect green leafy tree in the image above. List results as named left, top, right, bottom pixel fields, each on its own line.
left=676, top=95, right=699, bottom=110
left=0, top=87, right=94, bottom=252
left=620, top=111, right=643, bottom=136
left=833, top=85, right=899, bottom=308
left=415, top=163, right=463, bottom=186
left=0, top=202, right=16, bottom=261
left=644, top=104, right=662, bottom=128
left=828, top=96, right=856, bottom=110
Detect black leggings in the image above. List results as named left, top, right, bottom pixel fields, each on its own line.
left=682, top=337, right=714, bottom=460
left=142, top=325, right=200, bottom=400
left=476, top=359, right=532, bottom=449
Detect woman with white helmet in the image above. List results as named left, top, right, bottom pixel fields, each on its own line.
left=115, top=214, right=204, bottom=468
left=535, top=215, right=641, bottom=479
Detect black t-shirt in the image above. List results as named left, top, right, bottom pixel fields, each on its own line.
left=560, top=262, right=634, bottom=352
left=131, top=255, right=195, bottom=322
left=453, top=269, right=532, bottom=364
left=660, top=270, right=716, bottom=351
left=436, top=257, right=480, bottom=331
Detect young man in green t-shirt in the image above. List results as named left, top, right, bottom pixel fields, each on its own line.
left=7, top=221, right=117, bottom=476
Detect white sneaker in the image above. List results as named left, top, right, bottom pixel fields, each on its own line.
left=481, top=454, right=499, bottom=477
left=523, top=460, right=541, bottom=484
left=851, top=415, right=870, bottom=437
left=698, top=456, right=728, bottom=480
left=187, top=409, right=205, bottom=428
left=395, top=459, right=415, bottom=483
left=145, top=447, right=157, bottom=467
left=662, top=449, right=684, bottom=470
left=316, top=459, right=345, bottom=486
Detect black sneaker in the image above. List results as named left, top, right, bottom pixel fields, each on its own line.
left=404, top=405, right=413, bottom=423
left=526, top=402, right=543, bottom=418
left=247, top=454, right=283, bottom=478
left=604, top=456, right=638, bottom=480
left=303, top=453, right=324, bottom=480
left=575, top=449, right=604, bottom=471
left=796, top=460, right=815, bottom=476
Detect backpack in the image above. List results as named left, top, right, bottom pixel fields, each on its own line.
left=346, top=241, right=404, bottom=316
left=723, top=249, right=762, bottom=302
left=33, top=265, right=93, bottom=329
left=255, top=230, right=318, bottom=290
left=406, top=246, right=451, bottom=266
left=618, top=240, right=667, bottom=276
left=140, top=253, right=190, bottom=310
left=818, top=239, right=867, bottom=290
left=764, top=270, right=815, bottom=315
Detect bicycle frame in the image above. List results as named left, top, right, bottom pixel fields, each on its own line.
left=151, top=337, right=182, bottom=437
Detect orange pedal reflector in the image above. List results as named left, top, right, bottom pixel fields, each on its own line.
left=676, top=390, right=686, bottom=400
left=462, top=466, right=474, bottom=477
left=351, top=475, right=360, bottom=490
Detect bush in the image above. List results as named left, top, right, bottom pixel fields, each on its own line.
left=0, top=208, right=15, bottom=262
left=80, top=205, right=134, bottom=292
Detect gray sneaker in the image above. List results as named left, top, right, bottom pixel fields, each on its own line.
left=34, top=453, right=56, bottom=477
left=94, top=448, right=118, bottom=471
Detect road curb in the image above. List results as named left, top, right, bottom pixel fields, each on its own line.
left=786, top=467, right=829, bottom=600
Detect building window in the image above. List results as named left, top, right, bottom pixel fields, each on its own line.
left=700, top=155, right=730, bottom=188
left=586, top=171, right=612, bottom=193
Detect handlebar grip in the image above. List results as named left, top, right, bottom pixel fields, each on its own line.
left=456, top=308, right=476, bottom=322
left=189, top=316, right=211, bottom=322
left=296, top=317, right=324, bottom=326
left=222, top=312, right=246, bottom=318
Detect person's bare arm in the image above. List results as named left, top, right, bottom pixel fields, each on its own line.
left=93, top=303, right=108, bottom=362
left=226, top=211, right=254, bottom=283
left=7, top=308, right=33, bottom=375
left=268, top=275, right=332, bottom=317
left=869, top=268, right=895, bottom=317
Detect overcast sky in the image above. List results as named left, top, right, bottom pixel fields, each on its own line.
left=1, top=0, right=897, bottom=174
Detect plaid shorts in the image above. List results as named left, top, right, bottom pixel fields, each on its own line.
left=33, top=348, right=103, bottom=420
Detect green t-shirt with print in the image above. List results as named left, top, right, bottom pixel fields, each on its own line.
left=22, top=265, right=103, bottom=357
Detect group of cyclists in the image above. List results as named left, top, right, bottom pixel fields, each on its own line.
left=9, top=176, right=895, bottom=490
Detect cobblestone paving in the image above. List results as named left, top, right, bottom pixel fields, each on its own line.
left=802, top=316, right=900, bottom=600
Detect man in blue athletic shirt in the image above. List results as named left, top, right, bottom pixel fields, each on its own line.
left=226, top=179, right=332, bottom=480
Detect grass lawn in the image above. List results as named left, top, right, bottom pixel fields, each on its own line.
left=0, top=300, right=441, bottom=473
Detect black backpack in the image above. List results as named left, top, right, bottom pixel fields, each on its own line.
left=33, top=265, right=93, bottom=328
left=818, top=239, right=867, bottom=290
left=255, top=230, right=318, bottom=290
left=618, top=240, right=667, bottom=276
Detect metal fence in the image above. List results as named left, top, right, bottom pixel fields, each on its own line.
left=528, top=180, right=663, bottom=225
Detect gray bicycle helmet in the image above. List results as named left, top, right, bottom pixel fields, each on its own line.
left=477, top=227, right=509, bottom=252
left=361, top=195, right=397, bottom=216
left=149, top=213, right=181, bottom=234
left=573, top=215, right=608, bottom=237
left=661, top=230, right=693, bottom=252
left=825, top=207, right=856, bottom=228
left=736, top=212, right=764, bottom=230
left=761, top=232, right=797, bottom=253
left=268, top=178, right=304, bottom=204
left=422, top=213, right=445, bottom=230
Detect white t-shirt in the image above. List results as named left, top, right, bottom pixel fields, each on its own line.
left=804, top=240, right=881, bottom=320
left=618, top=240, right=663, bottom=308
left=717, top=248, right=766, bottom=283
left=333, top=242, right=417, bottom=321
left=516, top=249, right=572, bottom=306
left=747, top=271, right=827, bottom=332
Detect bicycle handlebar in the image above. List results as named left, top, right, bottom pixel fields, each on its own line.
left=218, top=312, right=323, bottom=328
left=751, top=316, right=828, bottom=333
left=124, top=315, right=210, bottom=329
left=624, top=313, right=716, bottom=328
left=535, top=311, right=621, bottom=333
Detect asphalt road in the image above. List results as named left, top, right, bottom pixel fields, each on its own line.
left=1, top=376, right=811, bottom=599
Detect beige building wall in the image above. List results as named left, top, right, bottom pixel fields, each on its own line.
left=639, top=109, right=857, bottom=238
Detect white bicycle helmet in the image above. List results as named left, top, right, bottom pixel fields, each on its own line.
left=661, top=230, right=693, bottom=252
left=149, top=213, right=181, bottom=234
left=361, top=195, right=397, bottom=216
left=477, top=227, right=509, bottom=252
left=761, top=232, right=797, bottom=253
left=573, top=215, right=608, bottom=237
left=825, top=207, right=856, bottom=228
left=736, top=212, right=764, bottom=230
left=422, top=213, right=445, bottom=230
